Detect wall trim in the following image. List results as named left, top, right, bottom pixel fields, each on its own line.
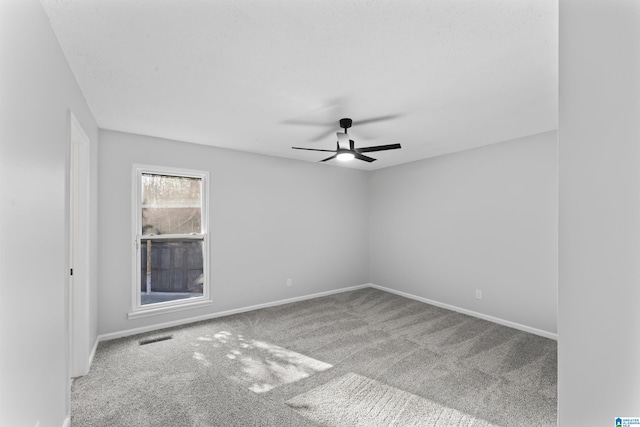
left=98, top=282, right=556, bottom=344
left=127, top=300, right=214, bottom=320
left=62, top=416, right=70, bottom=427
left=368, top=283, right=558, bottom=340
left=98, top=284, right=370, bottom=342
left=87, top=337, right=99, bottom=369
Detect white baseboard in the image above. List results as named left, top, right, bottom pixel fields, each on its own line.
left=367, top=283, right=558, bottom=340
left=62, top=416, right=70, bottom=427
left=98, top=282, right=556, bottom=344
left=98, top=283, right=370, bottom=342
left=88, top=337, right=99, bottom=369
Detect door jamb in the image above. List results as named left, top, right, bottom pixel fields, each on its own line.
left=68, top=111, right=91, bottom=379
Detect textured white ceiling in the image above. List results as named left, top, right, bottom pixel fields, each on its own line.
left=42, top=0, right=557, bottom=170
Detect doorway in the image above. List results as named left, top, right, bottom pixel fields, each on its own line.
left=68, top=112, right=90, bottom=379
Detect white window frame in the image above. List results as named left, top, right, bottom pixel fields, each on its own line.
left=128, top=164, right=212, bottom=319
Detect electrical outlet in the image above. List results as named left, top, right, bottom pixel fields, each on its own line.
left=475, top=290, right=482, bottom=299
left=286, top=278, right=292, bottom=287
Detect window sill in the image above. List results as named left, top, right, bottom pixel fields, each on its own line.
left=128, top=299, right=213, bottom=320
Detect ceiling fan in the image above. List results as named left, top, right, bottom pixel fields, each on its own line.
left=292, top=118, right=401, bottom=163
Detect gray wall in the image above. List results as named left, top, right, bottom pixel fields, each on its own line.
left=559, top=0, right=640, bottom=422
left=370, top=131, right=558, bottom=335
left=98, top=130, right=370, bottom=335
left=13, top=0, right=640, bottom=424
left=0, top=1, right=99, bottom=426
left=99, top=129, right=560, bottom=339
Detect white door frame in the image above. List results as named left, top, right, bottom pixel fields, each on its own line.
left=68, top=112, right=91, bottom=378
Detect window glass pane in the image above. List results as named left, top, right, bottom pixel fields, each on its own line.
left=142, top=173, right=202, bottom=235
left=140, top=238, right=204, bottom=305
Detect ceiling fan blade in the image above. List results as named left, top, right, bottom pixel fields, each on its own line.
left=309, top=128, right=337, bottom=142
left=319, top=154, right=338, bottom=162
left=292, top=147, right=337, bottom=152
left=281, top=97, right=347, bottom=126
left=355, top=153, right=377, bottom=163
left=353, top=114, right=401, bottom=126
left=356, top=143, right=402, bottom=153
left=281, top=119, right=332, bottom=126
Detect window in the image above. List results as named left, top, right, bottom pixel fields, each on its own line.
left=129, top=165, right=211, bottom=318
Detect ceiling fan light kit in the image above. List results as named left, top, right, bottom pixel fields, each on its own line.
left=336, top=151, right=355, bottom=161
left=292, top=117, right=401, bottom=163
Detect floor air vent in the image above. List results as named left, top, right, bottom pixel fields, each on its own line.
left=139, top=335, right=173, bottom=346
